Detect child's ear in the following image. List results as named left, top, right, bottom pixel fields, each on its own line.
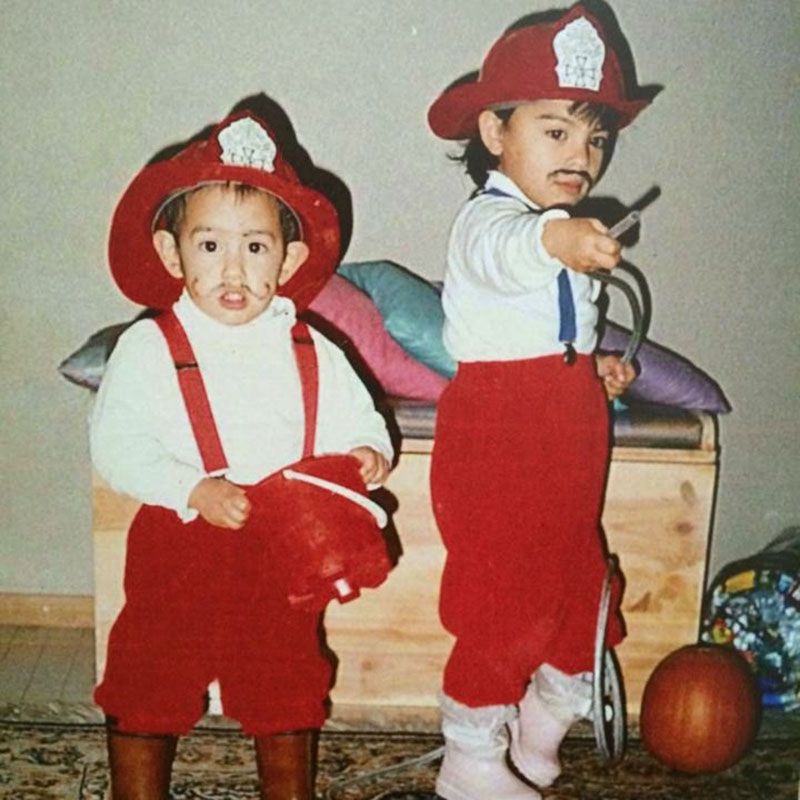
left=278, top=241, right=310, bottom=286
left=478, top=109, right=506, bottom=157
left=152, top=230, right=183, bottom=279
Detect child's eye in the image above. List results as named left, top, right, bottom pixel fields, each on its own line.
left=200, top=241, right=217, bottom=253
left=247, top=242, right=267, bottom=254
left=591, top=135, right=609, bottom=150
left=546, top=129, right=566, bottom=141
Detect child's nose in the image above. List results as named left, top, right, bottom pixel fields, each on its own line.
left=566, top=140, right=591, bottom=168
left=222, top=248, right=245, bottom=280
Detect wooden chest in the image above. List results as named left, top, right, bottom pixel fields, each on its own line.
left=93, top=403, right=718, bottom=727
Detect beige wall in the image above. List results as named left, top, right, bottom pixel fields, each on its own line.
left=1, top=0, right=798, bottom=595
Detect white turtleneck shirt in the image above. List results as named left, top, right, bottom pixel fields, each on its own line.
left=90, top=291, right=393, bottom=521
left=442, top=170, right=602, bottom=363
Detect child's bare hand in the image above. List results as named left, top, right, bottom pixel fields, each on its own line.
left=595, top=353, right=636, bottom=399
left=349, top=446, right=390, bottom=486
left=188, top=477, right=251, bottom=529
left=542, top=217, right=621, bottom=273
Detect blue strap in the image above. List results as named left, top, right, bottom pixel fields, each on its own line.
left=557, top=269, right=577, bottom=344
left=478, top=186, right=577, bottom=347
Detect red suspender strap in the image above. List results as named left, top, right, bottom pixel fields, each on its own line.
left=154, top=311, right=229, bottom=474
left=290, top=321, right=319, bottom=459
left=155, top=312, right=319, bottom=470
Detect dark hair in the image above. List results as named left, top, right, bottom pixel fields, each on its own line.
left=160, top=182, right=300, bottom=244
left=452, top=102, right=620, bottom=187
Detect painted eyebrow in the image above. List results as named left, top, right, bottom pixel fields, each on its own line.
left=536, top=113, right=573, bottom=123
left=242, top=230, right=278, bottom=240
left=188, top=225, right=218, bottom=237
left=537, top=113, right=609, bottom=133
left=187, top=226, right=277, bottom=240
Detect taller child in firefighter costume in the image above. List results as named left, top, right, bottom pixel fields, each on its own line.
left=90, top=111, right=393, bottom=799
left=427, top=5, right=653, bottom=799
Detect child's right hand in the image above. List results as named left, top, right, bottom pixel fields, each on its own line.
left=542, top=217, right=621, bottom=273
left=188, top=477, right=251, bottom=529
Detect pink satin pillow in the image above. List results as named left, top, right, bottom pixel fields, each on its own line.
left=306, top=275, right=448, bottom=401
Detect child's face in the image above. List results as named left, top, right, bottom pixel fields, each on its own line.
left=153, top=185, right=308, bottom=325
left=479, top=100, right=610, bottom=208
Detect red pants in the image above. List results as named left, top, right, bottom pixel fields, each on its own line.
left=95, top=497, right=332, bottom=735
left=430, top=355, right=624, bottom=707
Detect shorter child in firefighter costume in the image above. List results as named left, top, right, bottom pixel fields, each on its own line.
left=90, top=109, right=394, bottom=799
left=427, top=5, right=654, bottom=798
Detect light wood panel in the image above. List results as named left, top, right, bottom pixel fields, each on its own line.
left=0, top=594, right=93, bottom=628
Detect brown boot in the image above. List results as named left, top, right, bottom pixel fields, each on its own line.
left=254, top=729, right=317, bottom=800
left=106, top=727, right=178, bottom=800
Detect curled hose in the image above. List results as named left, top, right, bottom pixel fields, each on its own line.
left=590, top=209, right=648, bottom=365
left=590, top=267, right=645, bottom=365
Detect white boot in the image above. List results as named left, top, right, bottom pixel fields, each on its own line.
left=508, top=663, right=592, bottom=787
left=436, top=694, right=541, bottom=800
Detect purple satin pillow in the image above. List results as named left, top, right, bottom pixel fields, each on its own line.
left=601, top=321, right=730, bottom=413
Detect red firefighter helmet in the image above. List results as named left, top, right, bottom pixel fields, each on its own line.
left=247, top=454, right=391, bottom=611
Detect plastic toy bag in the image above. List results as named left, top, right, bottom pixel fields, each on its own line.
left=701, top=526, right=800, bottom=710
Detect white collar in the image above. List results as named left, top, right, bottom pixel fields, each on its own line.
left=172, top=290, right=297, bottom=344
left=484, top=170, right=543, bottom=211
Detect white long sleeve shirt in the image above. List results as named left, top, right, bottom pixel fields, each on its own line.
left=90, top=291, right=393, bottom=521
left=442, top=170, right=601, bottom=362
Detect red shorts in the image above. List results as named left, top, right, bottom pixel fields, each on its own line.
left=430, top=355, right=624, bottom=706
left=95, top=499, right=332, bottom=736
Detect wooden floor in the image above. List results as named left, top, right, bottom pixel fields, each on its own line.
left=0, top=625, right=95, bottom=706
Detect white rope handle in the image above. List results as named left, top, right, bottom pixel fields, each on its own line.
left=281, top=469, right=388, bottom=528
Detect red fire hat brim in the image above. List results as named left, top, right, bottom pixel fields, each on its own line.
left=108, top=115, right=340, bottom=312
left=428, top=6, right=651, bottom=140
left=429, top=78, right=650, bottom=141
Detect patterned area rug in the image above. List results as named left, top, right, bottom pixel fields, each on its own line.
left=1, top=720, right=798, bottom=800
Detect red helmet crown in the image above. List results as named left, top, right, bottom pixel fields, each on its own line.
left=428, top=4, right=651, bottom=140
left=108, top=111, right=340, bottom=311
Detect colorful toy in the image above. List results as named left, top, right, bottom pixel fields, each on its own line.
left=701, top=526, right=800, bottom=711
left=639, top=643, right=760, bottom=773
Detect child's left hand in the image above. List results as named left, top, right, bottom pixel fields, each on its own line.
left=595, top=353, right=636, bottom=399
left=349, top=446, right=391, bottom=486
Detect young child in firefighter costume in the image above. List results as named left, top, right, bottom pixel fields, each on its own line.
left=90, top=109, right=393, bottom=799
left=427, top=5, right=653, bottom=798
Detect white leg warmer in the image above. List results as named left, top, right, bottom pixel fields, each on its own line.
left=436, top=693, right=542, bottom=800
left=508, top=664, right=593, bottom=787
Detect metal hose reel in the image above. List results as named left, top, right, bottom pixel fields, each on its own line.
left=593, top=555, right=626, bottom=762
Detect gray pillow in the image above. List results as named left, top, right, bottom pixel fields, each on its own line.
left=58, top=321, right=133, bottom=390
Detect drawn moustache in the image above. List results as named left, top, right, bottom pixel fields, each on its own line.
left=550, top=169, right=595, bottom=189
left=202, top=282, right=271, bottom=301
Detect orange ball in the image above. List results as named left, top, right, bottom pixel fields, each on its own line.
left=640, top=644, right=760, bottom=773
